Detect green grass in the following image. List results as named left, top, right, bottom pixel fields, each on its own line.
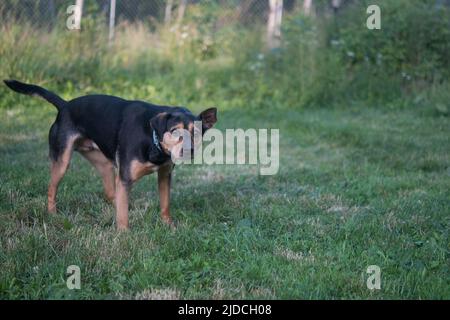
left=0, top=98, right=448, bottom=299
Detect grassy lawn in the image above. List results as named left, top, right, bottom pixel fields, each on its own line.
left=0, top=99, right=448, bottom=299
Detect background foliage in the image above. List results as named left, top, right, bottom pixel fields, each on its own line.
left=1, top=0, right=449, bottom=112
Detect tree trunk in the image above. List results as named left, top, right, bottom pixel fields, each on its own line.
left=75, top=0, right=83, bottom=29
left=331, top=0, right=342, bottom=14
left=165, top=0, right=174, bottom=24
left=303, top=0, right=312, bottom=15
left=267, top=0, right=283, bottom=49
left=109, top=0, right=116, bottom=44
left=177, top=0, right=187, bottom=25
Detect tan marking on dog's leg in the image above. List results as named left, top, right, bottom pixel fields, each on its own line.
left=158, top=164, right=174, bottom=226
left=115, top=175, right=130, bottom=231
left=47, top=136, right=78, bottom=213
left=80, top=150, right=116, bottom=202
left=129, top=159, right=159, bottom=182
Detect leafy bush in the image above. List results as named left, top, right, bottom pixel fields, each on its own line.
left=243, top=0, right=450, bottom=107
left=326, top=0, right=450, bottom=102
left=335, top=0, right=450, bottom=77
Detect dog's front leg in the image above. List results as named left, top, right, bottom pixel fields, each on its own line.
left=115, top=175, right=130, bottom=231
left=158, top=164, right=174, bottom=227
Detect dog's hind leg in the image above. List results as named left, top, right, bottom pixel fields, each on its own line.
left=79, top=149, right=116, bottom=203
left=47, top=131, right=78, bottom=213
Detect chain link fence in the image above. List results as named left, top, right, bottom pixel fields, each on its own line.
left=0, top=1, right=347, bottom=51
left=0, top=0, right=282, bottom=29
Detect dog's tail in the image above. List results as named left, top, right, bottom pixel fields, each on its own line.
left=3, top=79, right=67, bottom=111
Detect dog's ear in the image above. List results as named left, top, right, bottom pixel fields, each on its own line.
left=199, top=107, right=217, bottom=130
left=150, top=112, right=170, bottom=137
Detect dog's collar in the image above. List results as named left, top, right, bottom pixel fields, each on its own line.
left=152, top=130, right=163, bottom=153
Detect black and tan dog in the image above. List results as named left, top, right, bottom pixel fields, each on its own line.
left=4, top=80, right=217, bottom=230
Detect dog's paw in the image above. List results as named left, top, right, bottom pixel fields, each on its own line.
left=162, top=217, right=176, bottom=231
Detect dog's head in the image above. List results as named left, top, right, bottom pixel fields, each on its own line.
left=150, top=107, right=217, bottom=160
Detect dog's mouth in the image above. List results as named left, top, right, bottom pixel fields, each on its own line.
left=161, top=129, right=198, bottom=161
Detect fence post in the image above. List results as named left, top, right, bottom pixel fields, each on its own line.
left=109, top=0, right=116, bottom=45
left=267, top=0, right=283, bottom=49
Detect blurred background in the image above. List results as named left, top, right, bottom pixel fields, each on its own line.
left=1, top=0, right=449, bottom=112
